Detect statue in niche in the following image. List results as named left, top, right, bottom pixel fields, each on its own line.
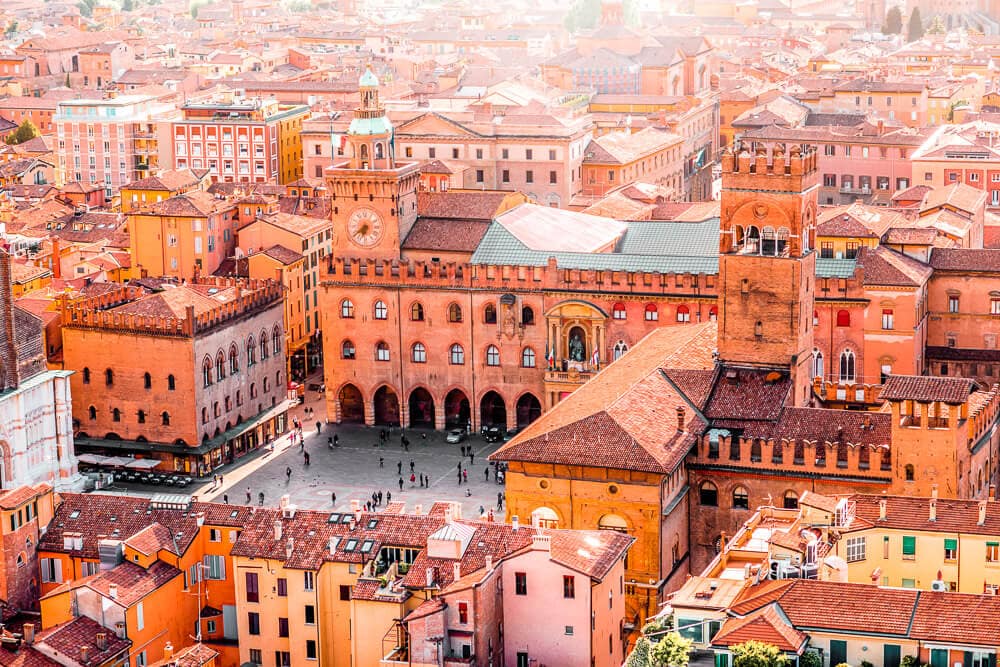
left=568, top=332, right=585, bottom=362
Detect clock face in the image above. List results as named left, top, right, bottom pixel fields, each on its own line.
left=347, top=207, right=384, bottom=247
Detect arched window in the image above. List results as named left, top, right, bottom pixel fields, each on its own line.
left=167, top=374, right=176, bottom=391
left=236, top=390, right=243, bottom=406
left=202, top=358, right=213, bottom=387
left=250, top=383, right=257, bottom=399
left=484, top=304, right=497, bottom=324
left=522, top=347, right=536, bottom=368
left=521, top=306, right=534, bottom=325
left=105, top=368, right=114, bottom=386
left=644, top=304, right=658, bottom=321
left=137, top=410, right=146, bottom=424
left=699, top=481, right=718, bottom=506
left=676, top=305, right=691, bottom=323
left=247, top=336, right=256, bottom=366
left=143, top=372, right=151, bottom=389
left=213, top=402, right=220, bottom=418
left=839, top=349, right=856, bottom=382
left=88, top=406, right=97, bottom=420
left=905, top=464, right=915, bottom=481
left=612, top=302, right=626, bottom=320
left=341, top=299, right=355, bottom=318
left=112, top=408, right=121, bottom=422
left=263, top=377, right=270, bottom=392
left=411, top=302, right=424, bottom=321
left=341, top=340, right=356, bottom=359
left=259, top=332, right=268, bottom=360
left=412, top=342, right=426, bottom=363
left=216, top=352, right=226, bottom=381
left=375, top=142, right=384, bottom=160
left=450, top=344, right=465, bottom=365
left=376, top=342, right=390, bottom=362
left=162, top=412, right=170, bottom=426
left=230, top=345, right=239, bottom=374
left=82, top=367, right=91, bottom=384
left=374, top=300, right=388, bottom=320
left=783, top=491, right=799, bottom=509
left=613, top=340, right=628, bottom=360
left=597, top=514, right=628, bottom=533
left=836, top=309, right=851, bottom=327
left=732, top=486, right=749, bottom=509
left=812, top=349, right=824, bottom=379
left=448, top=303, right=462, bottom=323
left=486, top=345, right=500, bottom=366
left=272, top=326, right=281, bottom=355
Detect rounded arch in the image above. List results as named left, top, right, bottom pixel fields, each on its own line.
left=373, top=385, right=400, bottom=426
left=544, top=299, right=609, bottom=320
left=340, top=298, right=355, bottom=318
left=531, top=506, right=560, bottom=529
left=408, top=386, right=435, bottom=428
left=410, top=301, right=424, bottom=321
left=699, top=480, right=718, bottom=506
left=597, top=513, right=629, bottom=532
left=341, top=339, right=356, bottom=359
left=259, top=329, right=269, bottom=359
left=272, top=325, right=281, bottom=355
left=215, top=350, right=226, bottom=381
left=337, top=383, right=364, bottom=424
left=444, top=388, right=471, bottom=429
left=516, top=393, right=542, bottom=428
left=480, top=390, right=507, bottom=428
left=229, top=344, right=240, bottom=373
left=732, top=485, right=750, bottom=509
left=783, top=490, right=799, bottom=509
left=447, top=302, right=463, bottom=323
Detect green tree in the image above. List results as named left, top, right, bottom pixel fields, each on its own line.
left=564, top=0, right=601, bottom=33
left=800, top=651, right=823, bottom=667
left=6, top=119, right=40, bottom=145
left=4, top=20, right=18, bottom=38
left=907, top=7, right=924, bottom=40
left=926, top=14, right=945, bottom=34
left=626, top=637, right=654, bottom=667
left=883, top=6, right=902, bottom=33
left=77, top=0, right=95, bottom=16
left=651, top=632, right=693, bottom=667
left=732, top=641, right=789, bottom=667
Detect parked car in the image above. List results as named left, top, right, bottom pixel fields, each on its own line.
left=446, top=428, right=467, bottom=444
left=485, top=426, right=505, bottom=443
left=502, top=427, right=521, bottom=442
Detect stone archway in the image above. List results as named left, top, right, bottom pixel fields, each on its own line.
left=480, top=391, right=507, bottom=428
left=338, top=384, right=364, bottom=424
left=445, top=389, right=471, bottom=429
left=408, top=387, right=435, bottom=429
left=516, top=393, right=542, bottom=429
left=373, top=386, right=400, bottom=426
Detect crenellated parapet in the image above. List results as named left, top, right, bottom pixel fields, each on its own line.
left=721, top=140, right=819, bottom=194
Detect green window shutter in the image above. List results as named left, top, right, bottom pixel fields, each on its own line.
left=987, top=541, right=1000, bottom=548
left=944, top=538, right=958, bottom=550
left=902, top=536, right=916, bottom=555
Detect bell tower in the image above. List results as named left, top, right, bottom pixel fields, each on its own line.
left=716, top=141, right=819, bottom=406
left=325, top=68, right=420, bottom=260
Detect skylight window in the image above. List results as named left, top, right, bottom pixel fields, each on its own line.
left=69, top=511, right=81, bottom=519
left=328, top=513, right=341, bottom=523
left=366, top=519, right=378, bottom=529
left=360, top=540, right=374, bottom=553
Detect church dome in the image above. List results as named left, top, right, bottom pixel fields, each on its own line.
left=359, top=68, right=379, bottom=88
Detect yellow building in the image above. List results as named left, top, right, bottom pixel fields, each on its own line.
left=120, top=168, right=209, bottom=213
left=10, top=260, right=51, bottom=297
left=247, top=246, right=307, bottom=375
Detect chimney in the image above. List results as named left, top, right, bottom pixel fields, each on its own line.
left=414, top=504, right=422, bottom=514
left=279, top=494, right=290, bottom=509
left=511, top=515, right=519, bottom=532
left=879, top=498, right=887, bottom=521
left=285, top=537, right=294, bottom=559
left=451, top=502, right=462, bottom=520
left=676, top=406, right=686, bottom=432
left=349, top=517, right=356, bottom=531
left=485, top=555, right=494, bottom=571
left=929, top=498, right=937, bottom=522
left=163, top=643, right=173, bottom=660
left=80, top=646, right=90, bottom=663
left=23, top=624, right=34, bottom=645
left=979, top=500, right=988, bottom=526
left=531, top=534, right=552, bottom=552
left=95, top=633, right=106, bottom=651
left=274, top=519, right=282, bottom=541
left=329, top=537, right=337, bottom=554
left=425, top=567, right=435, bottom=587
left=453, top=561, right=461, bottom=581
left=108, top=584, right=118, bottom=599
left=444, top=505, right=453, bottom=523
left=877, top=119, right=885, bottom=135
left=350, top=499, right=360, bottom=512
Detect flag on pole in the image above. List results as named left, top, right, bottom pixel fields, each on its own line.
left=547, top=344, right=555, bottom=370
left=591, top=348, right=600, bottom=369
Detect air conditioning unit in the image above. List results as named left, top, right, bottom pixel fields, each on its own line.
left=931, top=580, right=947, bottom=592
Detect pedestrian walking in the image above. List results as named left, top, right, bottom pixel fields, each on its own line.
left=333, top=434, right=339, bottom=446
left=245, top=487, right=251, bottom=503
left=386, top=491, right=392, bottom=503
left=397, top=460, right=403, bottom=474
left=219, top=475, right=224, bottom=486
left=258, top=491, right=265, bottom=506
left=331, top=492, right=336, bottom=505
left=286, top=466, right=292, bottom=481
left=470, top=451, right=475, bottom=464
left=379, top=456, right=384, bottom=468
left=365, top=501, right=371, bottom=512
left=463, top=468, right=468, bottom=483
left=316, top=421, right=322, bottom=434
left=409, top=460, right=415, bottom=472
left=497, top=491, right=504, bottom=510
left=223, top=494, right=229, bottom=504
left=457, top=461, right=462, bottom=471
left=328, top=437, right=334, bottom=449
left=457, top=470, right=462, bottom=485
left=484, top=467, right=489, bottom=481
left=213, top=474, right=218, bottom=486
left=398, top=477, right=404, bottom=491
left=410, top=473, right=416, bottom=486
left=304, top=452, right=310, bottom=465
left=488, top=509, right=495, bottom=522
left=377, top=491, right=383, bottom=504
left=479, top=505, right=485, bottom=517
left=421, top=433, right=427, bottom=442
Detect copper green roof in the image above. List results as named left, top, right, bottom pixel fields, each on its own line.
left=348, top=115, right=393, bottom=136
left=359, top=69, right=379, bottom=87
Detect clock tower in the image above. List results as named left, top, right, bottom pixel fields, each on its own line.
left=325, top=68, right=420, bottom=260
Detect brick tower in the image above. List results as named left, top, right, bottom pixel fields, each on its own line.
left=716, top=141, right=819, bottom=406
left=325, top=69, right=420, bottom=261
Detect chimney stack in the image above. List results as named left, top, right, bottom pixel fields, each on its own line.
left=108, top=584, right=118, bottom=599
left=676, top=406, right=686, bottom=432
left=274, top=519, right=282, bottom=541
left=23, top=624, right=34, bottom=645
left=929, top=498, right=937, bottom=522
left=163, top=643, right=173, bottom=660
left=879, top=498, right=887, bottom=521
left=80, top=646, right=90, bottom=663
left=453, top=562, right=461, bottom=581
left=485, top=555, right=493, bottom=570
left=425, top=567, right=435, bottom=587
left=979, top=500, right=988, bottom=526
left=285, top=537, right=294, bottom=559
left=511, top=515, right=519, bottom=532
left=95, top=633, right=106, bottom=650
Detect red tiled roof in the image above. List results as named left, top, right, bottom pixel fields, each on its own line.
left=123, top=523, right=179, bottom=556
left=35, top=616, right=131, bottom=667
left=401, top=217, right=491, bottom=253
left=0, top=484, right=50, bottom=510
left=259, top=244, right=304, bottom=265
left=848, top=494, right=1000, bottom=537
left=712, top=604, right=807, bottom=652
left=909, top=591, right=1000, bottom=647
left=879, top=374, right=975, bottom=404
left=84, top=560, right=181, bottom=607
left=856, top=245, right=932, bottom=287
left=663, top=368, right=715, bottom=410
left=883, top=227, right=938, bottom=245
left=148, top=643, right=218, bottom=667
left=702, top=367, right=791, bottom=422
left=416, top=191, right=514, bottom=220
left=929, top=248, right=1000, bottom=272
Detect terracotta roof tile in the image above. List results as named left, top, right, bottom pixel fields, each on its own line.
left=909, top=591, right=1000, bottom=646
left=35, top=616, right=131, bottom=667
left=856, top=246, right=932, bottom=287
left=883, top=227, right=938, bottom=244
left=848, top=494, right=1000, bottom=537
left=929, top=248, right=1000, bottom=272
left=148, top=643, right=218, bottom=667
left=123, top=523, right=179, bottom=556
left=416, top=191, right=515, bottom=220
left=703, top=367, right=790, bottom=422
left=879, top=374, right=975, bottom=404
left=260, top=244, right=304, bottom=265
left=712, top=604, right=808, bottom=652
left=84, top=561, right=181, bottom=607
left=402, top=217, right=491, bottom=252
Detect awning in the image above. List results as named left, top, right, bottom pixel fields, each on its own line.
left=101, top=456, right=134, bottom=466
left=77, top=454, right=107, bottom=465
left=124, top=459, right=161, bottom=469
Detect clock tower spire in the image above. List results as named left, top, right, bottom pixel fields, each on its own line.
left=325, top=67, right=420, bottom=260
